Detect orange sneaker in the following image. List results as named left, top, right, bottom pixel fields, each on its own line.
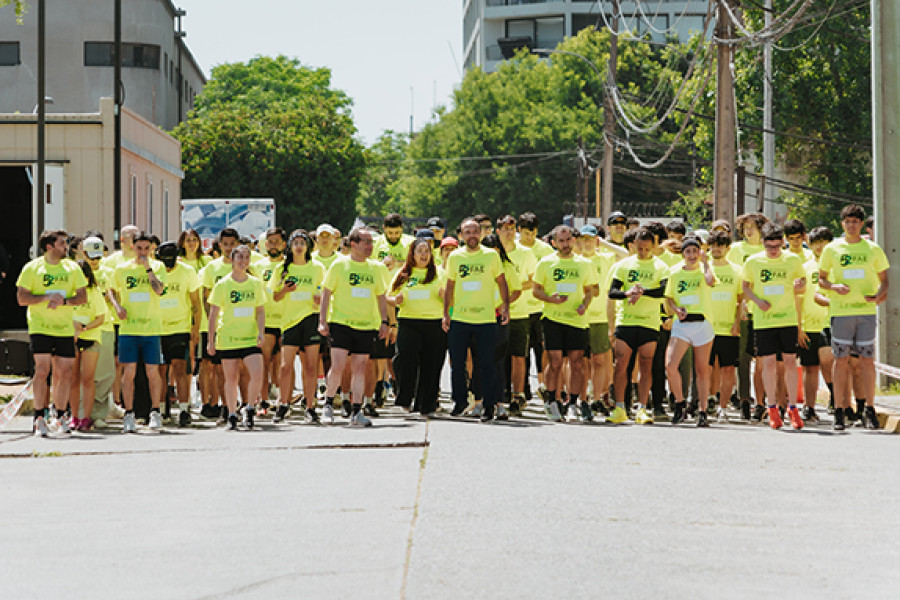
left=788, top=406, right=804, bottom=430
left=767, top=406, right=783, bottom=430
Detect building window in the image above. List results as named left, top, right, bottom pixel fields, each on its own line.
left=163, top=188, right=169, bottom=239
left=147, top=182, right=154, bottom=233
left=164, top=52, right=168, bottom=77
left=505, top=16, right=564, bottom=49
left=84, top=42, right=161, bottom=69
left=130, top=174, right=138, bottom=223
left=170, top=60, right=174, bottom=83
left=0, top=41, right=20, bottom=66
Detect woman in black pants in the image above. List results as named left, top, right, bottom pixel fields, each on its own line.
left=388, top=238, right=446, bottom=415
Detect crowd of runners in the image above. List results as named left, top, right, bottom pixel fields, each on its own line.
left=14, top=203, right=889, bottom=435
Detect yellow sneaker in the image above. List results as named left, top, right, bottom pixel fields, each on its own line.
left=607, top=405, right=628, bottom=424
left=635, top=407, right=655, bottom=425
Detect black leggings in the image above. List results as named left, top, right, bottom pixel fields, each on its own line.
left=392, top=318, right=446, bottom=413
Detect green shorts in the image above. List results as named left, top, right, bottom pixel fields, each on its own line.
left=588, top=322, right=611, bottom=355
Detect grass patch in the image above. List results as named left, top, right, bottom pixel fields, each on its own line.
left=31, top=451, right=63, bottom=458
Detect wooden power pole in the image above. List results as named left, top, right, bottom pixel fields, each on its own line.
left=601, top=0, right=619, bottom=223
left=713, top=0, right=736, bottom=225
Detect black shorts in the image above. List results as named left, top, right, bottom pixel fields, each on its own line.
left=709, top=335, right=739, bottom=367
left=508, top=318, right=530, bottom=357
left=282, top=314, right=321, bottom=348
left=542, top=318, right=587, bottom=356
left=161, top=333, right=191, bottom=364
left=822, top=327, right=832, bottom=348
left=264, top=327, right=282, bottom=354
left=76, top=338, right=96, bottom=352
left=528, top=312, right=544, bottom=350
left=200, top=332, right=221, bottom=365
left=614, top=325, right=658, bottom=352
left=754, top=326, right=798, bottom=357
left=798, top=331, right=825, bottom=367
left=217, top=346, right=262, bottom=360
left=371, top=336, right=395, bottom=359
left=30, top=334, right=76, bottom=358
left=329, top=323, right=376, bottom=356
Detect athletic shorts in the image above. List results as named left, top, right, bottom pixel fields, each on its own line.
left=671, top=318, right=714, bottom=347
left=118, top=335, right=163, bottom=365
left=754, top=326, right=798, bottom=358
left=282, top=314, right=321, bottom=348
left=76, top=338, right=97, bottom=353
left=542, top=318, right=587, bottom=356
left=264, top=327, right=282, bottom=354
left=30, top=334, right=76, bottom=358
left=709, top=335, right=740, bottom=367
left=508, top=318, right=530, bottom=357
left=200, top=332, right=221, bottom=365
left=615, top=325, right=658, bottom=352
left=371, top=336, right=395, bottom=359
left=830, top=315, right=877, bottom=359
left=822, top=327, right=832, bottom=348
left=217, top=346, right=262, bottom=360
left=798, top=331, right=825, bottom=366
left=528, top=312, right=544, bottom=350
left=161, top=333, right=190, bottom=364
left=329, top=322, right=376, bottom=356
left=588, top=322, right=611, bottom=355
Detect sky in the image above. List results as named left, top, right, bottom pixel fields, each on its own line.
left=180, top=0, right=464, bottom=145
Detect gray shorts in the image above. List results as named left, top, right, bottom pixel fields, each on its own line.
left=830, top=315, right=877, bottom=359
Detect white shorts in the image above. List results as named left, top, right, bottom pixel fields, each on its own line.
left=671, top=319, right=715, bottom=347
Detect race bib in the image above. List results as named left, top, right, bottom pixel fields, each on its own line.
left=711, top=291, right=731, bottom=302
left=45, top=289, right=65, bottom=298
left=291, top=291, right=311, bottom=302
left=843, top=268, right=865, bottom=280
left=461, top=281, right=482, bottom=292
left=407, top=289, right=429, bottom=301
left=233, top=307, right=253, bottom=318
left=556, top=283, right=577, bottom=294
left=129, top=292, right=150, bottom=303
left=160, top=298, right=178, bottom=309
left=351, top=287, right=371, bottom=299
left=680, top=294, right=699, bottom=306
left=73, top=314, right=89, bottom=325
left=763, top=285, right=784, bottom=297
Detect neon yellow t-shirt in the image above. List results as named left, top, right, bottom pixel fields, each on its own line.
left=610, top=254, right=669, bottom=329
left=803, top=258, right=828, bottom=333
left=586, top=251, right=615, bottom=325
left=269, top=261, right=325, bottom=330
left=657, top=250, right=682, bottom=268
left=16, top=257, right=89, bottom=337
left=93, top=265, right=116, bottom=333
left=392, top=267, right=445, bottom=320
left=496, top=260, right=522, bottom=312
left=209, top=274, right=266, bottom=351
left=726, top=241, right=763, bottom=265
left=373, top=234, right=414, bottom=271
left=200, top=258, right=235, bottom=334
left=179, top=255, right=210, bottom=274
left=664, top=263, right=714, bottom=318
left=519, top=239, right=553, bottom=315
left=253, top=256, right=286, bottom=329
left=159, top=263, right=201, bottom=335
left=534, top=254, right=598, bottom=329
left=818, top=238, right=889, bottom=317
left=507, top=244, right=538, bottom=320
left=323, top=257, right=389, bottom=330
left=446, top=247, right=503, bottom=325
left=742, top=252, right=806, bottom=329
left=312, top=250, right=339, bottom=271
left=112, top=260, right=165, bottom=336
left=708, top=261, right=743, bottom=336
left=73, top=285, right=107, bottom=343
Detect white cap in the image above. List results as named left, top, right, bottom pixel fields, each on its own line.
left=83, top=236, right=104, bottom=259
left=315, top=224, right=339, bottom=237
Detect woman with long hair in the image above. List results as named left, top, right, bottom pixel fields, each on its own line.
left=388, top=238, right=446, bottom=415
left=178, top=229, right=209, bottom=272
left=70, top=259, right=106, bottom=431
left=207, top=245, right=266, bottom=430
left=178, top=228, right=214, bottom=414
left=270, top=229, right=325, bottom=423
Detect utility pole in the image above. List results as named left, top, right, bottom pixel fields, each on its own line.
left=871, top=0, right=900, bottom=380
left=576, top=136, right=586, bottom=222
left=601, top=0, right=619, bottom=223
left=114, top=0, right=122, bottom=241
left=762, top=0, right=777, bottom=221
left=713, top=0, right=736, bottom=225
left=36, top=0, right=46, bottom=245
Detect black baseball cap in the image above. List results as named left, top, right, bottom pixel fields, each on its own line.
left=608, top=211, right=627, bottom=226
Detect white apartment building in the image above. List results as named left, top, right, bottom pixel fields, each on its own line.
left=464, top=0, right=712, bottom=72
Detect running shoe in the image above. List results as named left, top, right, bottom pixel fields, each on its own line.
left=634, top=407, right=654, bottom=425
left=580, top=402, right=594, bottom=423
left=33, top=417, right=49, bottom=437
left=93, top=419, right=107, bottom=429
left=671, top=402, right=685, bottom=426
left=241, top=405, right=255, bottom=429
left=607, top=405, right=628, bottom=424
left=740, top=400, right=752, bottom=421
left=178, top=410, right=192, bottom=427
left=54, top=414, right=71, bottom=434
left=697, top=412, right=709, bottom=428
left=565, top=403, right=579, bottom=423
left=767, top=406, right=783, bottom=430
left=508, top=400, right=521, bottom=417
left=469, top=402, right=484, bottom=418
left=450, top=402, right=466, bottom=417
left=349, top=411, right=372, bottom=428
left=210, top=404, right=222, bottom=419
left=788, top=406, right=803, bottom=430
left=716, top=407, right=728, bottom=423
left=652, top=403, right=669, bottom=421
left=123, top=413, right=137, bottom=434
left=844, top=406, right=858, bottom=424
left=480, top=405, right=494, bottom=423
left=341, top=400, right=353, bottom=419
left=305, top=407, right=320, bottom=424
left=363, top=403, right=379, bottom=418
left=322, top=404, right=335, bottom=425
left=544, top=401, right=561, bottom=422
left=228, top=414, right=238, bottom=430
left=833, top=408, right=845, bottom=431
left=80, top=417, right=94, bottom=432
left=496, top=404, right=509, bottom=421
left=149, top=411, right=163, bottom=431
left=801, top=405, right=818, bottom=423
left=864, top=406, right=879, bottom=430
left=317, top=383, right=327, bottom=399
left=730, top=392, right=740, bottom=409
left=751, top=404, right=766, bottom=423
left=273, top=404, right=289, bottom=423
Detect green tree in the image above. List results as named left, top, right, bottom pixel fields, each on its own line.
left=1, top=1, right=27, bottom=23
left=172, top=56, right=365, bottom=232
left=357, top=130, right=409, bottom=217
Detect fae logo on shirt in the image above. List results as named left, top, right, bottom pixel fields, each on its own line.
left=349, top=272, right=374, bottom=286
left=230, top=290, right=256, bottom=303
left=677, top=279, right=700, bottom=294
left=125, top=275, right=151, bottom=289
left=161, top=282, right=181, bottom=296
left=626, top=269, right=655, bottom=284
left=839, top=253, right=867, bottom=267
left=553, top=268, right=580, bottom=282
left=42, top=273, right=69, bottom=287
left=760, top=269, right=786, bottom=283
left=287, top=275, right=315, bottom=287
left=459, top=264, right=485, bottom=278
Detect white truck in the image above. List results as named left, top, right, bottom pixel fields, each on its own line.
left=180, top=198, right=276, bottom=250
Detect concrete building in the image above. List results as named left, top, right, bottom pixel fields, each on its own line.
left=464, top=0, right=711, bottom=73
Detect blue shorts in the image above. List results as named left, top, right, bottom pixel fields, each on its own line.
left=118, top=335, right=163, bottom=365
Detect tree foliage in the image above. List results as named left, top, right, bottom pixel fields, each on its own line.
left=172, top=56, right=365, bottom=232
left=1, top=1, right=27, bottom=23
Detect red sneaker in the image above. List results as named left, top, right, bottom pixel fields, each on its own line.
left=767, top=406, right=783, bottom=430
left=788, top=407, right=804, bottom=430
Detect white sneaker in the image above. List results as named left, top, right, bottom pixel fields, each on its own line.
left=56, top=416, right=71, bottom=434
left=322, top=404, right=335, bottom=425
left=149, top=411, right=163, bottom=431
left=496, top=404, right=509, bottom=420
left=108, top=403, right=126, bottom=420
left=716, top=407, right=728, bottom=423
left=544, top=401, right=562, bottom=422
left=33, top=417, right=49, bottom=437
left=349, top=411, right=372, bottom=428
left=468, top=401, right=484, bottom=418
left=123, top=413, right=137, bottom=433
left=565, top=403, right=579, bottom=423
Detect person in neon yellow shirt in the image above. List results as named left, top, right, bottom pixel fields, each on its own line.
left=742, top=223, right=807, bottom=431
left=664, top=236, right=716, bottom=427
left=443, top=218, right=510, bottom=421
left=388, top=237, right=446, bottom=415
left=256, top=227, right=287, bottom=411
left=373, top=213, right=414, bottom=273
left=784, top=219, right=815, bottom=263
left=516, top=212, right=553, bottom=400
left=533, top=225, right=597, bottom=422
left=797, top=226, right=834, bottom=423
left=270, top=229, right=325, bottom=424
left=318, top=227, right=391, bottom=427
left=70, top=259, right=106, bottom=431
left=579, top=225, right=616, bottom=417
left=107, top=232, right=166, bottom=432
left=818, top=204, right=889, bottom=430
left=706, top=230, right=745, bottom=421
left=207, top=244, right=267, bottom=430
